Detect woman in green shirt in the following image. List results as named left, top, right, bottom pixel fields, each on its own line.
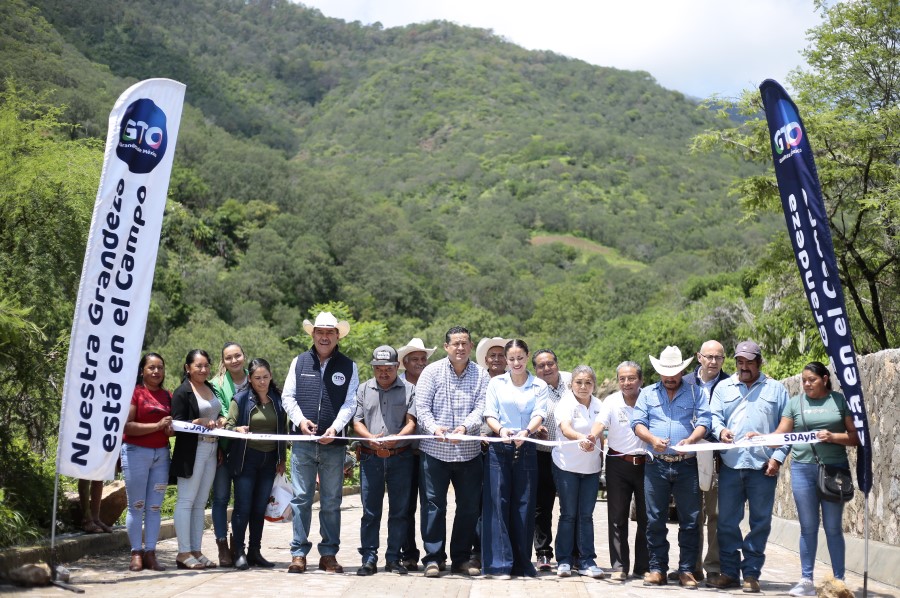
left=775, top=362, right=859, bottom=597
left=226, top=358, right=287, bottom=570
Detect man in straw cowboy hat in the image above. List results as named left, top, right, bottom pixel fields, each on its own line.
left=632, top=345, right=710, bottom=588
left=398, top=337, right=436, bottom=386
left=706, top=341, right=789, bottom=593
left=282, top=311, right=359, bottom=574
left=396, top=337, right=436, bottom=570
left=475, top=336, right=512, bottom=379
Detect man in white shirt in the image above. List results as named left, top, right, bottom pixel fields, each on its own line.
left=590, top=361, right=649, bottom=581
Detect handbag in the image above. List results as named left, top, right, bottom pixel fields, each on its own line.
left=799, top=398, right=854, bottom=503
left=264, top=473, right=294, bottom=522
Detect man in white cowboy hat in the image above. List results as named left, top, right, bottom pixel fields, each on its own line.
left=395, top=337, right=436, bottom=571
left=282, top=311, right=359, bottom=575
left=706, top=341, right=789, bottom=593
left=398, top=337, right=436, bottom=386
left=475, top=337, right=512, bottom=378
left=353, top=345, right=417, bottom=577
left=632, top=345, right=710, bottom=588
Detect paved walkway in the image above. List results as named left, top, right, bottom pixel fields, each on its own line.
left=3, top=490, right=896, bottom=597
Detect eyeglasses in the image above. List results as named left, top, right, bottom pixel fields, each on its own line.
left=699, top=354, right=725, bottom=362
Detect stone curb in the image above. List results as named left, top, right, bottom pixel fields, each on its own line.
left=0, top=485, right=360, bottom=577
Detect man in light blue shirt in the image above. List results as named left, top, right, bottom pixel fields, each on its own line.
left=707, top=340, right=789, bottom=593
left=632, top=346, right=710, bottom=588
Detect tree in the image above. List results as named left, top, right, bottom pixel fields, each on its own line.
left=0, top=82, right=101, bottom=529
left=692, top=0, right=900, bottom=354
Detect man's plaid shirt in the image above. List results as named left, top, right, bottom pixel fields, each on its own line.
left=415, top=357, right=489, bottom=462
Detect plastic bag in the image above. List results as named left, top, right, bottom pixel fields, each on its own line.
left=264, top=473, right=294, bottom=522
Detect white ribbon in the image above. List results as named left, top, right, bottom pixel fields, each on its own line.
left=171, top=420, right=577, bottom=448
left=672, top=430, right=822, bottom=453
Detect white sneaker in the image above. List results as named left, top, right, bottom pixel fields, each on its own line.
left=557, top=563, right=572, bottom=577
left=485, top=573, right=512, bottom=580
left=609, top=571, right=628, bottom=581
left=789, top=578, right=816, bottom=597
left=579, top=565, right=606, bottom=579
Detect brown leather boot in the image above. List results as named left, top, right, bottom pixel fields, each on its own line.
left=142, top=550, right=166, bottom=571
left=216, top=537, right=233, bottom=567
left=129, top=550, right=143, bottom=572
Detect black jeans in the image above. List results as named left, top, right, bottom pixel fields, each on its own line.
left=533, top=450, right=556, bottom=558
left=605, top=454, right=649, bottom=575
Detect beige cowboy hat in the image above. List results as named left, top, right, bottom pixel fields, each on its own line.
left=649, top=345, right=693, bottom=376
left=302, top=311, right=350, bottom=339
left=397, top=338, right=436, bottom=370
left=475, top=337, right=512, bottom=368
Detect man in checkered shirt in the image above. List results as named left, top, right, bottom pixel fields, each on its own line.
left=414, top=326, right=489, bottom=578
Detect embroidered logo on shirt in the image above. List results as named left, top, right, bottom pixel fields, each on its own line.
left=331, top=372, right=346, bottom=386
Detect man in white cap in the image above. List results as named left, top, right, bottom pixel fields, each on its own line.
left=706, top=341, right=789, bottom=593
left=396, top=337, right=436, bottom=570
left=353, top=345, right=417, bottom=576
left=282, top=311, right=359, bottom=574
left=632, top=346, right=710, bottom=588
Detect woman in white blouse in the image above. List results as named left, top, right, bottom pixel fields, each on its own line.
left=552, top=365, right=606, bottom=579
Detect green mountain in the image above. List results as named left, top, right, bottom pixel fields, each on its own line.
left=3, top=0, right=776, bottom=374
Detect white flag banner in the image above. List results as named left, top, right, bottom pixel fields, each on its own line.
left=56, top=79, right=186, bottom=480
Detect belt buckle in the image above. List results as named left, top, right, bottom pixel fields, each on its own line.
left=376, top=448, right=391, bottom=458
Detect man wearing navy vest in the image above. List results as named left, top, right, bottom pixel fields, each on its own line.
left=282, top=312, right=359, bottom=574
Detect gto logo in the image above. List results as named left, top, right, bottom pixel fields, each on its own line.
left=122, top=119, right=164, bottom=150
left=773, top=121, right=803, bottom=155
left=116, top=98, right=168, bottom=174
left=331, top=373, right=346, bottom=386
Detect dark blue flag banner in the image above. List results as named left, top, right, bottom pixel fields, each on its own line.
left=759, top=79, right=872, bottom=494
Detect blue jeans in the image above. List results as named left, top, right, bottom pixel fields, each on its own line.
left=420, top=452, right=482, bottom=566
left=121, top=444, right=170, bottom=551
left=289, top=441, right=345, bottom=557
left=175, top=440, right=218, bottom=553
left=211, top=452, right=232, bottom=540
left=483, top=443, right=537, bottom=576
left=400, top=451, right=422, bottom=564
left=359, top=449, right=414, bottom=563
left=552, top=463, right=599, bottom=569
left=717, top=464, right=778, bottom=579
left=231, top=448, right=278, bottom=551
left=644, top=457, right=700, bottom=573
left=791, top=461, right=847, bottom=580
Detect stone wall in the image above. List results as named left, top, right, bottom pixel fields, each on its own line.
left=773, top=348, right=900, bottom=545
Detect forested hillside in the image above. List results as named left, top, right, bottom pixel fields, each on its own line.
left=7, top=0, right=895, bottom=541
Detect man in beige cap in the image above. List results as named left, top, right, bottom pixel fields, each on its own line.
left=282, top=311, right=359, bottom=575
left=395, top=337, right=436, bottom=570
left=632, top=345, right=710, bottom=588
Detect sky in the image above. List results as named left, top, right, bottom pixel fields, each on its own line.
left=296, top=0, right=824, bottom=99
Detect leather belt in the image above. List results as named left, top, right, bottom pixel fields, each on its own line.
left=655, top=453, right=695, bottom=463
left=608, top=448, right=646, bottom=465
left=360, top=445, right=409, bottom=458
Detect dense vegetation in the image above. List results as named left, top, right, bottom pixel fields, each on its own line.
left=1, top=0, right=896, bottom=544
